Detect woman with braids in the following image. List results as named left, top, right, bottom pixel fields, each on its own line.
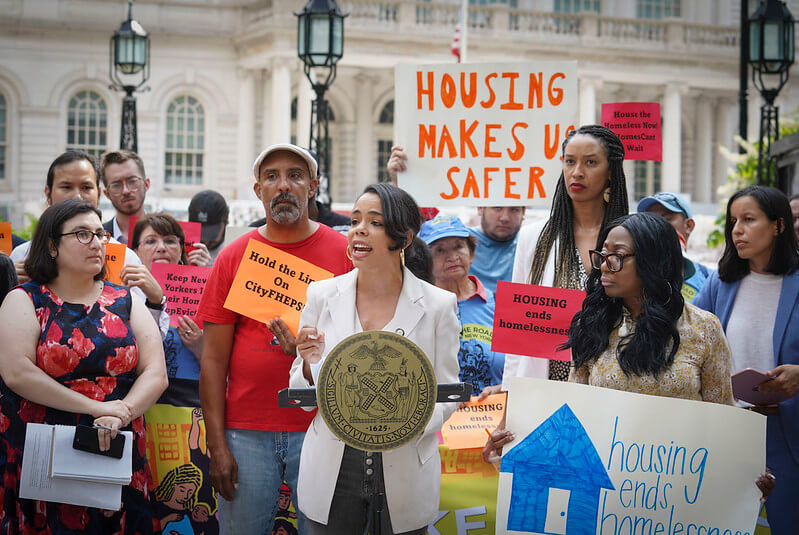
left=484, top=213, right=776, bottom=499
left=154, top=463, right=203, bottom=533
left=480, top=124, right=629, bottom=393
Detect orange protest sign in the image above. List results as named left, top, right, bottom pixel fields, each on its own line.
left=441, top=392, right=507, bottom=450
left=0, top=222, right=11, bottom=255
left=104, top=242, right=127, bottom=285
left=223, top=239, right=333, bottom=335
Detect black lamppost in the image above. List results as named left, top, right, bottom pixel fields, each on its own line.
left=109, top=0, right=150, bottom=153
left=296, top=0, right=346, bottom=202
left=749, top=0, right=795, bottom=188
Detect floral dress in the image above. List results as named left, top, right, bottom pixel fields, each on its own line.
left=0, top=282, right=159, bottom=534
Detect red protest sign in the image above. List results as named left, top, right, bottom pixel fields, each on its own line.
left=601, top=102, right=662, bottom=161
left=491, top=281, right=585, bottom=361
left=151, top=263, right=210, bottom=327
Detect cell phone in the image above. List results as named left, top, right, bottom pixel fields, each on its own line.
left=72, top=424, right=126, bottom=459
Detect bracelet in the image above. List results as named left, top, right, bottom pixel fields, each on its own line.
left=146, top=294, right=166, bottom=310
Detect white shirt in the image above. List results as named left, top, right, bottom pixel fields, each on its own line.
left=726, top=271, right=782, bottom=374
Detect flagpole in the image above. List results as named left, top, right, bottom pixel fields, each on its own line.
left=460, top=0, right=468, bottom=63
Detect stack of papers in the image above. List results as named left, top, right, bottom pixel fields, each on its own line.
left=19, top=423, right=133, bottom=510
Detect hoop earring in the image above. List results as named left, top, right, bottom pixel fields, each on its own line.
left=663, top=281, right=673, bottom=305
left=400, top=248, right=405, bottom=267
left=346, top=245, right=353, bottom=262
left=603, top=187, right=611, bottom=203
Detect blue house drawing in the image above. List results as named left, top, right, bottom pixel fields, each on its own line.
left=500, top=403, right=614, bottom=535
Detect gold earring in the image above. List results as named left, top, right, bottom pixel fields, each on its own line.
left=346, top=245, right=353, bottom=261
left=400, top=249, right=405, bottom=267
left=603, top=187, right=611, bottom=203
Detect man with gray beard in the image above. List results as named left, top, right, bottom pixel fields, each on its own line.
left=197, top=144, right=352, bottom=534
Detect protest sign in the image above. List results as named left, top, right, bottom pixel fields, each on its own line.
left=151, top=263, right=210, bottom=327
left=601, top=103, right=662, bottom=161
left=223, top=239, right=333, bottom=334
left=394, top=62, right=578, bottom=207
left=431, top=438, right=499, bottom=535
left=491, top=281, right=585, bottom=361
left=497, top=378, right=765, bottom=535
left=442, top=393, right=507, bottom=450
left=0, top=222, right=11, bottom=255
left=104, top=242, right=126, bottom=285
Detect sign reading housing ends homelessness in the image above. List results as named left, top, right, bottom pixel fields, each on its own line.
left=394, top=62, right=578, bottom=207
left=223, top=239, right=333, bottom=335
left=151, top=263, right=210, bottom=327
left=497, top=378, right=765, bottom=535
left=601, top=102, right=662, bottom=161
left=491, top=281, right=585, bottom=361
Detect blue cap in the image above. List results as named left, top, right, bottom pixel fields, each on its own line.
left=418, top=215, right=471, bottom=245
left=637, top=192, right=692, bottom=218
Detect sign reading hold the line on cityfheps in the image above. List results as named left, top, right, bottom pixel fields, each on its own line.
left=394, top=62, right=578, bottom=207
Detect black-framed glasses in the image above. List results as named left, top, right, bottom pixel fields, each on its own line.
left=107, top=176, right=144, bottom=195
left=59, top=230, right=111, bottom=245
left=589, top=249, right=634, bottom=273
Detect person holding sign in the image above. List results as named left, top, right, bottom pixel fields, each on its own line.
left=694, top=186, right=799, bottom=533
left=418, top=215, right=505, bottom=394
left=130, top=213, right=203, bottom=379
left=501, top=124, right=629, bottom=385
left=0, top=198, right=167, bottom=533
left=197, top=144, right=351, bottom=534
left=291, top=183, right=460, bottom=535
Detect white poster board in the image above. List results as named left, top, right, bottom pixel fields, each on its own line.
left=394, top=62, right=578, bottom=207
left=496, top=378, right=765, bottom=535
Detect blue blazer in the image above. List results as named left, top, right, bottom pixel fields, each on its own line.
left=693, top=269, right=799, bottom=464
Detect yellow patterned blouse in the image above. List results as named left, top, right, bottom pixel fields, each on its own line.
left=569, top=302, right=734, bottom=405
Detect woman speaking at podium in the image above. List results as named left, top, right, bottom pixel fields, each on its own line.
left=290, top=183, right=460, bottom=534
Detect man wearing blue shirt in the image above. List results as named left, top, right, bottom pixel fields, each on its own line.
left=468, top=206, right=525, bottom=295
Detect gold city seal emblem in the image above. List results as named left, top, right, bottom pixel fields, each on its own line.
left=317, top=331, right=437, bottom=451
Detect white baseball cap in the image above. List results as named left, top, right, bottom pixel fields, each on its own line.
left=252, top=144, right=318, bottom=181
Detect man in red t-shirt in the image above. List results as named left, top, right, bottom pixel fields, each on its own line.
left=197, top=144, right=351, bottom=534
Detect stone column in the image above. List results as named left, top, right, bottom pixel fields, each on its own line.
left=296, top=66, right=314, bottom=150
left=747, top=87, right=761, bottom=143
left=579, top=77, right=602, bottom=126
left=662, top=83, right=686, bottom=193
left=354, top=71, right=377, bottom=194
left=270, top=58, right=292, bottom=146
left=236, top=69, right=257, bottom=198
left=694, top=96, right=713, bottom=203
left=713, top=98, right=735, bottom=203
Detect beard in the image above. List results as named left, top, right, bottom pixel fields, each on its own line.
left=270, top=192, right=302, bottom=224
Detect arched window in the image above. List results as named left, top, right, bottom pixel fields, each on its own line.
left=376, top=100, right=394, bottom=183
left=0, top=92, right=7, bottom=182
left=637, top=0, right=680, bottom=18
left=165, top=95, right=205, bottom=186
left=66, top=90, right=108, bottom=158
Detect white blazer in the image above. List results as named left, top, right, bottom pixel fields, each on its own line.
left=289, top=267, right=460, bottom=533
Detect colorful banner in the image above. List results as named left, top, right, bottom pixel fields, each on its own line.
left=0, top=222, right=11, bottom=255
left=223, top=239, right=333, bottom=334
left=497, top=378, right=765, bottom=535
left=151, top=263, right=211, bottom=327
left=394, top=62, right=578, bottom=207
left=601, top=102, right=662, bottom=161
left=491, top=282, right=585, bottom=361
left=442, top=393, right=507, bottom=450
left=429, top=440, right=499, bottom=535
left=104, top=242, right=127, bottom=285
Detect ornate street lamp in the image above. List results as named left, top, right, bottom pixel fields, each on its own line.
left=749, top=0, right=795, bottom=188
left=296, top=0, right=346, bottom=203
left=109, top=0, right=150, bottom=153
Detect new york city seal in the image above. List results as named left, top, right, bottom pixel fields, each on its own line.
left=317, top=331, right=437, bottom=451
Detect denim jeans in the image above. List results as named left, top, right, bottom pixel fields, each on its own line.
left=306, top=445, right=427, bottom=535
left=219, top=428, right=306, bottom=535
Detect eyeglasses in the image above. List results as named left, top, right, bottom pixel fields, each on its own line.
left=59, top=230, right=110, bottom=245
left=107, top=177, right=144, bottom=195
left=589, top=250, right=635, bottom=273
left=140, top=235, right=182, bottom=249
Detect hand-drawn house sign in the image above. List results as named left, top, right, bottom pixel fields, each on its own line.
left=500, top=403, right=614, bottom=535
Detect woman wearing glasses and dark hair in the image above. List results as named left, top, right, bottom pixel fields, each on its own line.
left=0, top=198, right=167, bottom=533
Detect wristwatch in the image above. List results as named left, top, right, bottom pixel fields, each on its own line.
left=145, top=294, right=166, bottom=311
